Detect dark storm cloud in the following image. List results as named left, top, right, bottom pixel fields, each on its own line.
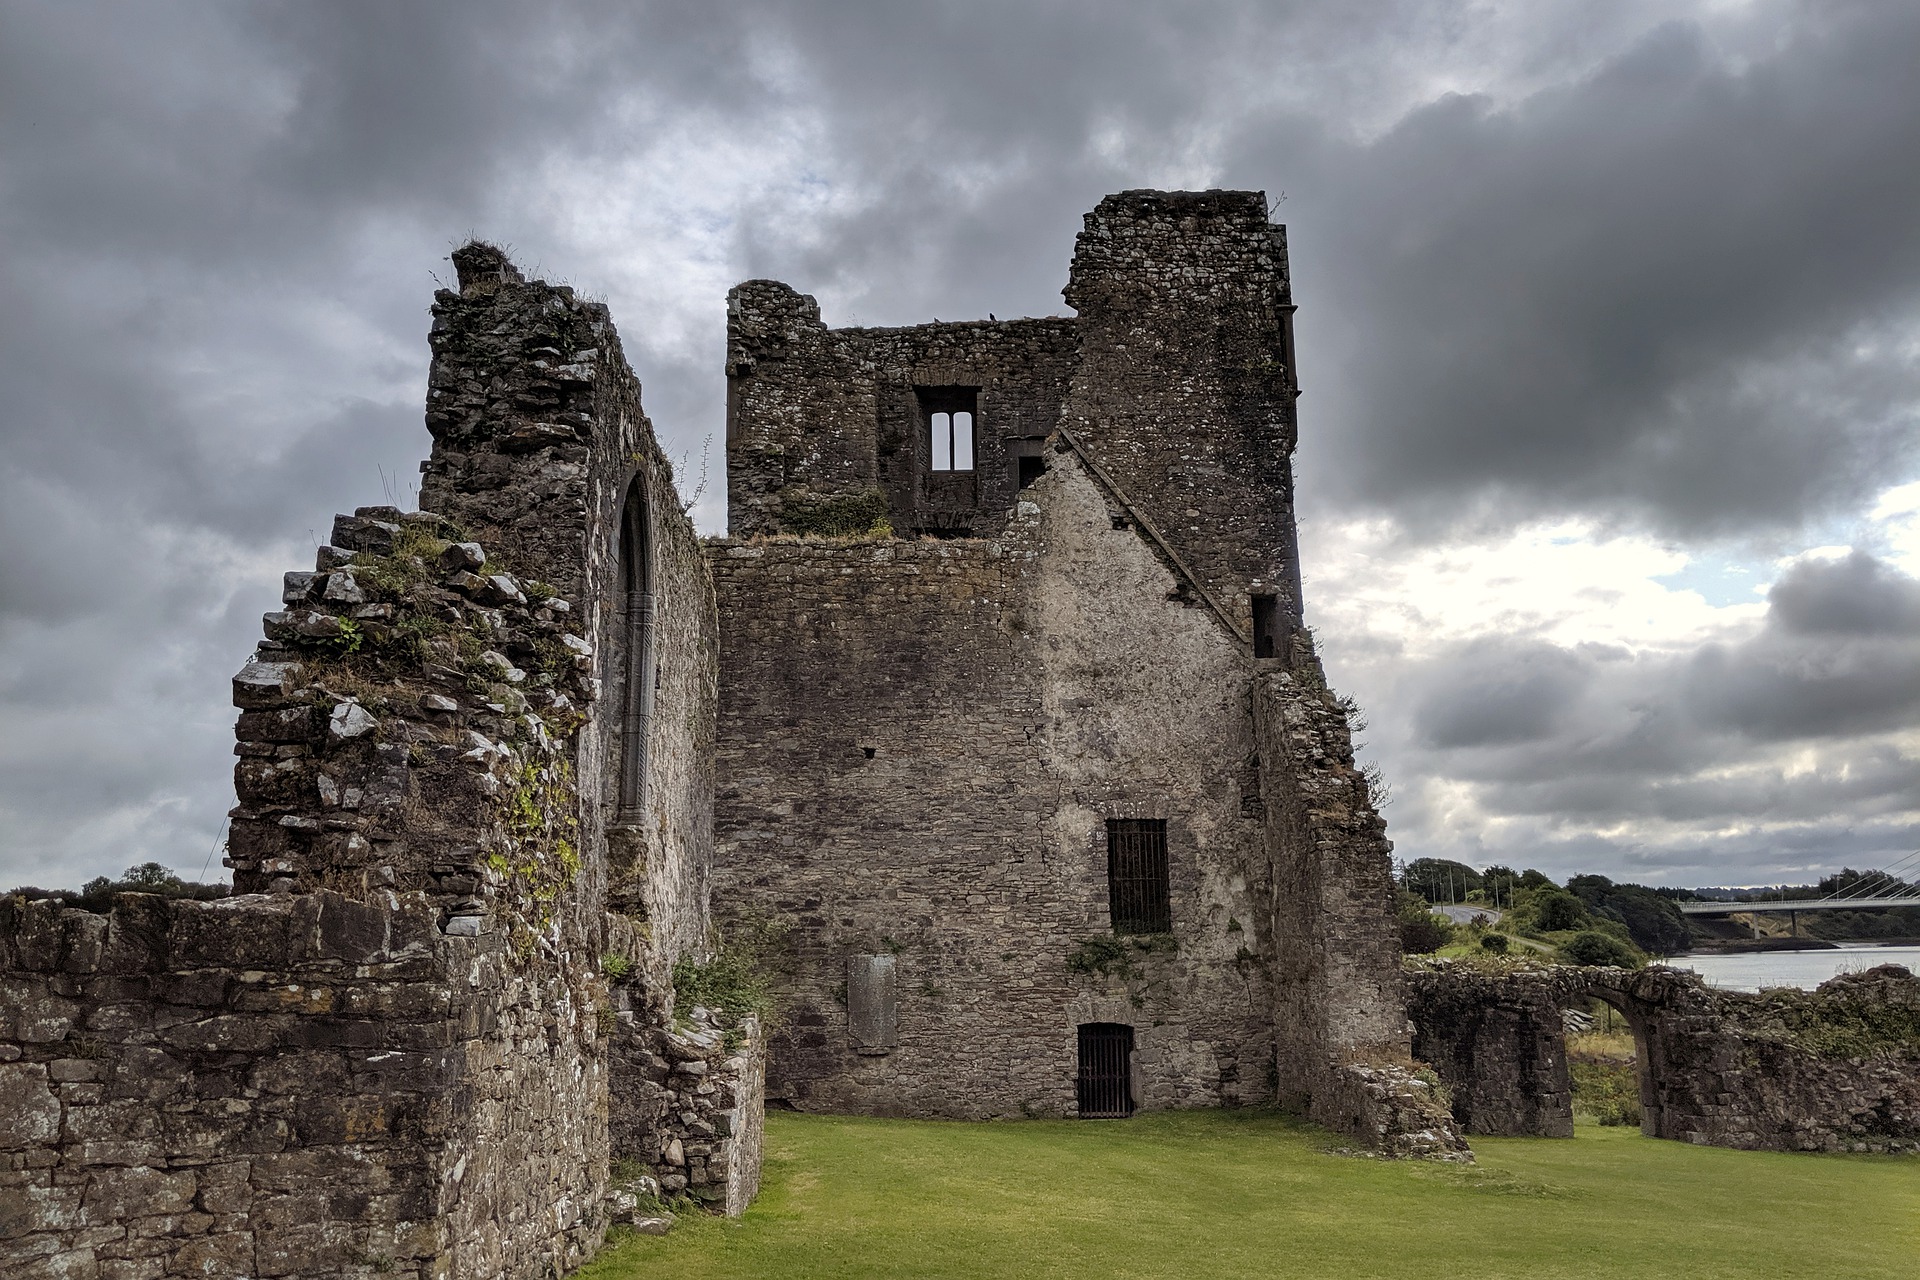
left=1768, top=549, right=1920, bottom=635
left=4, top=0, right=1918, bottom=890
left=1260, top=3, right=1920, bottom=538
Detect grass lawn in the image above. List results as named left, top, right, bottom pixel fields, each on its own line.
left=579, top=1110, right=1919, bottom=1280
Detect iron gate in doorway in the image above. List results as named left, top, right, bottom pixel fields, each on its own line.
left=1077, top=1023, right=1135, bottom=1118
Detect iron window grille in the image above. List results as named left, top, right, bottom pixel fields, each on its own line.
left=1107, top=818, right=1171, bottom=934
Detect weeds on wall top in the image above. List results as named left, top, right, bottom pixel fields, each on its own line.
left=776, top=487, right=893, bottom=539
left=672, top=914, right=793, bottom=1036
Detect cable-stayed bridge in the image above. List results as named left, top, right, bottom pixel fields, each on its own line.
left=1678, top=856, right=1920, bottom=934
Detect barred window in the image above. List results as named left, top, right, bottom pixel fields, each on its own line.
left=1107, top=819, right=1170, bottom=934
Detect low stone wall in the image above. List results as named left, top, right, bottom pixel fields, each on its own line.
left=1407, top=968, right=1576, bottom=1138
left=0, top=890, right=611, bottom=1279
left=1408, top=961, right=1920, bottom=1153
left=609, top=1005, right=765, bottom=1217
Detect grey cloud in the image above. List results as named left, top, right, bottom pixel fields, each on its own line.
left=1345, top=549, right=1920, bottom=881
left=1413, top=639, right=1592, bottom=748
left=5, top=0, right=1918, bottom=893
left=1768, top=549, right=1920, bottom=635
left=1267, top=4, right=1920, bottom=538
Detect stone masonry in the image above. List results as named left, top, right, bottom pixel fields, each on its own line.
left=710, top=189, right=1458, bottom=1144
left=1409, top=962, right=1920, bottom=1153
left=1, top=242, right=756, bottom=1277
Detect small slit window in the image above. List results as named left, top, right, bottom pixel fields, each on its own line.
left=1251, top=593, right=1280, bottom=659
left=1107, top=819, right=1170, bottom=935
left=616, top=477, right=654, bottom=823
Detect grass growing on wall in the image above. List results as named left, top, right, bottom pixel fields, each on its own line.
left=579, top=1110, right=1920, bottom=1280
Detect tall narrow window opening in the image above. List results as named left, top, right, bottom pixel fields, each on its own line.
left=616, top=478, right=655, bottom=823
left=1077, top=1023, right=1135, bottom=1118
left=1107, top=819, right=1171, bottom=934
left=1251, top=593, right=1280, bottom=659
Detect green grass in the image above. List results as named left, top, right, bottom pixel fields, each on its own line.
left=580, top=1110, right=1919, bottom=1280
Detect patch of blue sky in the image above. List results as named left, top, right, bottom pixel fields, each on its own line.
left=1652, top=557, right=1765, bottom=608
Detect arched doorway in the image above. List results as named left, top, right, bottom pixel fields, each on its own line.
left=616, top=476, right=654, bottom=825
left=1563, top=987, right=1662, bottom=1138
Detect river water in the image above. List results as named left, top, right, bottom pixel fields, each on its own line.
left=1664, top=944, right=1920, bottom=992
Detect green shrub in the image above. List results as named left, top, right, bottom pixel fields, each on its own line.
left=1558, top=930, right=1644, bottom=968
left=672, top=916, right=791, bottom=1030
left=1480, top=933, right=1510, bottom=954
left=1065, top=933, right=1178, bottom=979
left=1394, top=886, right=1453, bottom=954
left=1532, top=889, right=1591, bottom=932
left=10, top=863, right=229, bottom=914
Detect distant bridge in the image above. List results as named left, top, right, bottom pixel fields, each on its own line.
left=1678, top=896, right=1920, bottom=915
left=1678, top=894, right=1920, bottom=938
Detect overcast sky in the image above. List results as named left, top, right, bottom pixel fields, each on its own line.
left=5, top=0, right=1919, bottom=890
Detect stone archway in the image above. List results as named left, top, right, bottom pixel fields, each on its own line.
left=1407, top=962, right=1920, bottom=1153
left=1408, top=966, right=1706, bottom=1141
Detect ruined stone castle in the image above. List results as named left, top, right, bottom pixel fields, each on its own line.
left=12, top=189, right=1905, bottom=1279
left=1, top=189, right=1466, bottom=1278
left=708, top=190, right=1430, bottom=1125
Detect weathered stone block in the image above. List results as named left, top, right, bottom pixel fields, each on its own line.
left=0, top=1063, right=62, bottom=1146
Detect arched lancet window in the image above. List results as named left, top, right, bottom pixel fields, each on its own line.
left=616, top=477, right=655, bottom=823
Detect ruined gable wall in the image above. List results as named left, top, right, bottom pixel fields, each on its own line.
left=1061, top=190, right=1302, bottom=635
left=418, top=244, right=717, bottom=979
left=709, top=453, right=1275, bottom=1118
left=724, top=280, right=1079, bottom=538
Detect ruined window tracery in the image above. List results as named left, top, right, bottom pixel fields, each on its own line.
left=919, top=387, right=978, bottom=473
left=616, top=477, right=655, bottom=823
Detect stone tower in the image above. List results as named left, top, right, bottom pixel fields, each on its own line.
left=709, top=190, right=1458, bottom=1148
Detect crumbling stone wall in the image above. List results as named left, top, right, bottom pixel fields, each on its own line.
left=725, top=282, right=1079, bottom=539
left=605, top=1004, right=765, bottom=1215
left=1408, top=962, right=1920, bottom=1153
left=2, top=244, right=746, bottom=1277
left=420, top=243, right=719, bottom=997
left=1253, top=659, right=1460, bottom=1153
left=1, top=889, right=615, bottom=1279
